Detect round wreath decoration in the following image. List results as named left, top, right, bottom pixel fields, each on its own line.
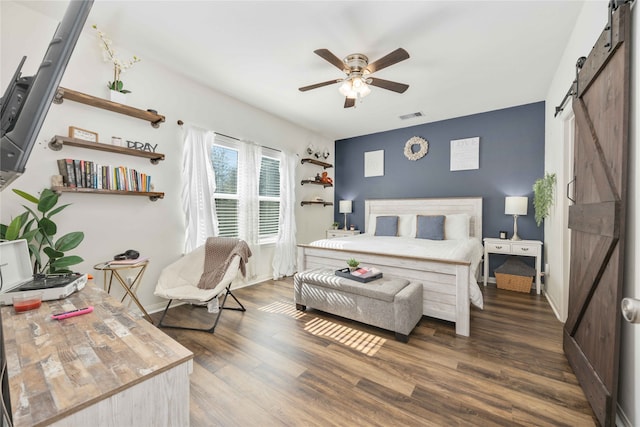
left=404, top=136, right=429, bottom=161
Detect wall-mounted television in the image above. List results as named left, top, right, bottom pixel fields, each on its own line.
left=0, top=0, right=94, bottom=191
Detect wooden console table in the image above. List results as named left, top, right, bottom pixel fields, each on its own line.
left=0, top=284, right=193, bottom=426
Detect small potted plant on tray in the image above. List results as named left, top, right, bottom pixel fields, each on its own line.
left=347, top=258, right=360, bottom=271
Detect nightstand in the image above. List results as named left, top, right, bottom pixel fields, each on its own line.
left=326, top=229, right=360, bottom=239
left=483, top=238, right=542, bottom=294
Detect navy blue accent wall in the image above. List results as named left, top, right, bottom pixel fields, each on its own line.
left=334, top=101, right=545, bottom=275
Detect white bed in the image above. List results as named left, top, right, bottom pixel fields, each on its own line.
left=297, top=197, right=483, bottom=336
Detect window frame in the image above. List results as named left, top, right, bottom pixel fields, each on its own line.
left=210, top=137, right=281, bottom=244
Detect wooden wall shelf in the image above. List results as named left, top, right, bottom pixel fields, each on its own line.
left=52, top=186, right=165, bottom=202
left=301, top=158, right=332, bottom=169
left=49, top=136, right=165, bottom=164
left=301, top=201, right=333, bottom=207
left=53, top=87, right=166, bottom=128
left=301, top=179, right=333, bottom=188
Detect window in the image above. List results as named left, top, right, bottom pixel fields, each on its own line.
left=259, top=155, right=280, bottom=240
left=210, top=138, right=280, bottom=242
left=211, top=145, right=239, bottom=237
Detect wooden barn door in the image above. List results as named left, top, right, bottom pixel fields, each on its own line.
left=564, top=3, right=631, bottom=427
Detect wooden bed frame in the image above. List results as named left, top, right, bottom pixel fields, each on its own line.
left=297, top=197, right=483, bottom=336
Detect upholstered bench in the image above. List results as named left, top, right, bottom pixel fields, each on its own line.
left=293, top=267, right=423, bottom=342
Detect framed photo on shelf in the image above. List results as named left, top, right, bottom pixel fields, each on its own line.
left=499, top=231, right=508, bottom=240
left=68, top=126, right=98, bottom=143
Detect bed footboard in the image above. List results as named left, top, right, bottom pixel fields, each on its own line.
left=297, top=245, right=471, bottom=336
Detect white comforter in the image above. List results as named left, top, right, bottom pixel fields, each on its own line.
left=309, top=235, right=484, bottom=308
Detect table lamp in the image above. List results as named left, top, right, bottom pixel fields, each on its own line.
left=505, top=196, right=528, bottom=241
left=339, top=200, right=352, bottom=230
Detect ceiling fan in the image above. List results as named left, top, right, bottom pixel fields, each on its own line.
left=299, top=48, right=410, bottom=108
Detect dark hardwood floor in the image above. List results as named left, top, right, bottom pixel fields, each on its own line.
left=151, top=278, right=596, bottom=426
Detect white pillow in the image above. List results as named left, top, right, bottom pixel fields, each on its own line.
left=367, top=214, right=416, bottom=237
left=398, top=214, right=416, bottom=237
left=445, top=214, right=470, bottom=240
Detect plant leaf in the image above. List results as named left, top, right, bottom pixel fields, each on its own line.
left=55, top=232, right=84, bottom=252
left=20, top=229, right=39, bottom=242
left=44, top=246, right=64, bottom=259
left=38, top=191, right=58, bottom=213
left=47, top=203, right=71, bottom=218
left=28, top=243, right=42, bottom=268
left=38, top=217, right=57, bottom=236
left=5, top=216, right=24, bottom=240
left=51, top=255, right=83, bottom=269
left=0, top=224, right=6, bottom=240
left=22, top=205, right=40, bottom=221
left=12, top=189, right=39, bottom=204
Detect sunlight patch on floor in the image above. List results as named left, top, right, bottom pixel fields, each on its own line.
left=258, top=301, right=307, bottom=319
left=304, top=317, right=386, bottom=356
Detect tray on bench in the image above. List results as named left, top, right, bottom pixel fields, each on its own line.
left=335, top=267, right=383, bottom=283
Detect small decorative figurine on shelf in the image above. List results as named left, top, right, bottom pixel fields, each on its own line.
left=319, top=171, right=333, bottom=185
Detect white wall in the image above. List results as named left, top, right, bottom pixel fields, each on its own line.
left=0, top=2, right=333, bottom=314
left=544, top=1, right=638, bottom=425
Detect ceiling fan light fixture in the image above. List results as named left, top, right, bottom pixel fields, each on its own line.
left=338, top=76, right=371, bottom=99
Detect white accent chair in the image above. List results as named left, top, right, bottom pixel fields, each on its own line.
left=154, top=245, right=246, bottom=332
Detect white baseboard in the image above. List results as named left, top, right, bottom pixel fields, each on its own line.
left=544, top=292, right=563, bottom=322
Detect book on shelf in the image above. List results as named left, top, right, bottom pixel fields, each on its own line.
left=54, top=160, right=153, bottom=192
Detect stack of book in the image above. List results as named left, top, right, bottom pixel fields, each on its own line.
left=57, top=159, right=152, bottom=192
left=335, top=267, right=383, bottom=283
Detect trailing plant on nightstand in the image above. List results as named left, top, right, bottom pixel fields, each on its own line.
left=0, top=188, right=84, bottom=274
left=533, top=173, right=557, bottom=226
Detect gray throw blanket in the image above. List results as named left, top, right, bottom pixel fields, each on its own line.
left=197, top=237, right=252, bottom=290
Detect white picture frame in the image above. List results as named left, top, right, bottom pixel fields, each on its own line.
left=364, top=150, right=384, bottom=177
left=450, top=137, right=480, bottom=171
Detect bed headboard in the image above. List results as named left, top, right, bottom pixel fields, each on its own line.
left=364, top=197, right=483, bottom=238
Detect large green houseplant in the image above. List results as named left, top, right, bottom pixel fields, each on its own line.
left=533, top=173, right=557, bottom=227
left=0, top=188, right=84, bottom=274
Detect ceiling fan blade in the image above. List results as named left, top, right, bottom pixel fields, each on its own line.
left=344, top=97, right=356, bottom=108
left=366, top=48, right=410, bottom=74
left=314, top=49, right=347, bottom=72
left=368, top=77, right=409, bottom=93
left=299, top=79, right=342, bottom=92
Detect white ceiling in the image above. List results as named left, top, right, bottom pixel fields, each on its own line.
left=21, top=1, right=585, bottom=141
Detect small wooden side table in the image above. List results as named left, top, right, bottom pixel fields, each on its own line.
left=94, top=259, right=152, bottom=322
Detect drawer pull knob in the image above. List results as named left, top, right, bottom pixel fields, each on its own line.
left=521, top=248, right=529, bottom=251
left=495, top=246, right=502, bottom=249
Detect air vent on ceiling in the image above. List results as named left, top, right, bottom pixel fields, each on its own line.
left=399, top=111, right=424, bottom=120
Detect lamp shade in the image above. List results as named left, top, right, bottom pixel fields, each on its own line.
left=339, top=200, right=352, bottom=214
left=505, top=196, right=528, bottom=216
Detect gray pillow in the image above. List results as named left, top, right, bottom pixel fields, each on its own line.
left=416, top=215, right=445, bottom=240
left=374, top=216, right=399, bottom=236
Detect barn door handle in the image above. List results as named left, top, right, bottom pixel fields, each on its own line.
left=622, top=298, right=640, bottom=324
left=566, top=177, right=576, bottom=203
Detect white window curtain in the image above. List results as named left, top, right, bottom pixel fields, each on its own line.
left=182, top=124, right=218, bottom=253
left=272, top=151, right=297, bottom=279
left=238, top=140, right=261, bottom=279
